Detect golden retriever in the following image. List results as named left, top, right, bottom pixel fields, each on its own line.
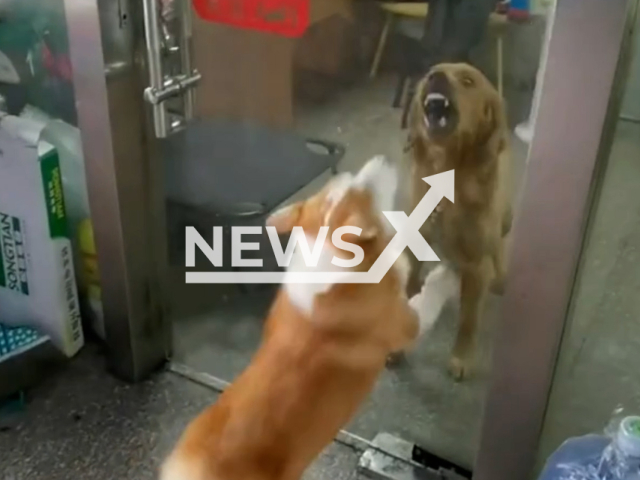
left=403, top=63, right=512, bottom=380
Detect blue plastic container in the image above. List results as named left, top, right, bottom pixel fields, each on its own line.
left=539, top=417, right=640, bottom=480
left=510, top=0, right=530, bottom=11
left=509, top=0, right=530, bottom=19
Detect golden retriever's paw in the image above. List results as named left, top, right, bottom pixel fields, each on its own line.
left=490, top=276, right=506, bottom=296
left=448, top=356, right=472, bottom=381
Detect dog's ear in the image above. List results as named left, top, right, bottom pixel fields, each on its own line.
left=408, top=80, right=427, bottom=136
left=406, top=79, right=431, bottom=158
left=480, top=94, right=505, bottom=150
left=353, top=155, right=398, bottom=214
left=266, top=202, right=303, bottom=234
left=330, top=191, right=380, bottom=244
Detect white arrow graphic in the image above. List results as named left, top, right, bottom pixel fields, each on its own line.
left=186, top=170, right=454, bottom=284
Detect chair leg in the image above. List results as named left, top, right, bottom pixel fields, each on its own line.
left=401, top=77, right=417, bottom=129
left=370, top=12, right=393, bottom=79
left=400, top=76, right=412, bottom=109
left=393, top=75, right=408, bottom=108
left=401, top=99, right=411, bottom=129
left=497, top=35, right=504, bottom=99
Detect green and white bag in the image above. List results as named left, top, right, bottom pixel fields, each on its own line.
left=0, top=119, right=83, bottom=357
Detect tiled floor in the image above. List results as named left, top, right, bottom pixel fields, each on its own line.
left=0, top=346, right=366, bottom=480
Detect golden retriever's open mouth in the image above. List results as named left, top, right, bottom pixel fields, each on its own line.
left=423, top=72, right=459, bottom=137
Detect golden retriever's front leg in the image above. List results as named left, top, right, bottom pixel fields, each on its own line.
left=491, top=205, right=512, bottom=295
left=406, top=218, right=437, bottom=297
left=388, top=253, right=423, bottom=367
left=449, top=258, right=491, bottom=380
left=490, top=236, right=507, bottom=295
left=406, top=252, right=424, bottom=297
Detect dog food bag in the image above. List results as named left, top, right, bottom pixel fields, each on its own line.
left=538, top=409, right=640, bottom=480
left=0, top=115, right=84, bottom=357
left=18, top=106, right=105, bottom=340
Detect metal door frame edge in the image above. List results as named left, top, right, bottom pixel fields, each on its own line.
left=475, top=0, right=639, bottom=479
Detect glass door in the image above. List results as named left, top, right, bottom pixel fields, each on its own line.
left=152, top=0, right=556, bottom=473
left=536, top=10, right=640, bottom=475
left=114, top=0, right=633, bottom=477
left=474, top=1, right=640, bottom=479
left=156, top=0, right=556, bottom=471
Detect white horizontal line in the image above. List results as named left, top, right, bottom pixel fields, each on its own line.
left=185, top=271, right=378, bottom=284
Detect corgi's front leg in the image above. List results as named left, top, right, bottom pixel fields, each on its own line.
left=387, top=265, right=459, bottom=366
left=409, top=265, right=459, bottom=338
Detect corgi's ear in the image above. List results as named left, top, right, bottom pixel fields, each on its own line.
left=354, top=155, right=398, bottom=213
left=266, top=202, right=303, bottom=234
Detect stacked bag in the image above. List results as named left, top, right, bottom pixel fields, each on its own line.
left=0, top=107, right=104, bottom=364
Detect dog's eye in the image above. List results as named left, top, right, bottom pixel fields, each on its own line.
left=460, top=76, right=475, bottom=88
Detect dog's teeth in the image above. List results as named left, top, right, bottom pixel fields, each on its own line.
left=439, top=117, right=446, bottom=127
left=426, top=93, right=447, bottom=103
left=444, top=99, right=450, bottom=108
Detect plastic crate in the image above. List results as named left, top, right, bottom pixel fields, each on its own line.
left=0, top=323, right=46, bottom=361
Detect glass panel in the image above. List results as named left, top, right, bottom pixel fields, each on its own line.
left=536, top=16, right=640, bottom=473
left=622, top=15, right=640, bottom=119
left=165, top=0, right=557, bottom=470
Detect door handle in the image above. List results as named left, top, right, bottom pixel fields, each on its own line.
left=142, top=0, right=201, bottom=138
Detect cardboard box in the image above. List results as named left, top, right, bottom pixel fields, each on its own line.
left=192, top=0, right=353, bottom=128
left=294, top=12, right=354, bottom=78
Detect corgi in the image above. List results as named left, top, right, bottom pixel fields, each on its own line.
left=161, top=156, right=458, bottom=480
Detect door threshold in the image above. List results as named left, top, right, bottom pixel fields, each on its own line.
left=359, top=433, right=471, bottom=480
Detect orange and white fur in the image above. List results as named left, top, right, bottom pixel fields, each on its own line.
left=161, top=157, right=458, bottom=480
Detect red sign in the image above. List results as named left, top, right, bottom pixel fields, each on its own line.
left=193, top=0, right=310, bottom=38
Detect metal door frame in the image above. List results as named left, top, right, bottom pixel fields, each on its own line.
left=63, top=0, right=637, bottom=477
left=64, top=0, right=170, bottom=381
